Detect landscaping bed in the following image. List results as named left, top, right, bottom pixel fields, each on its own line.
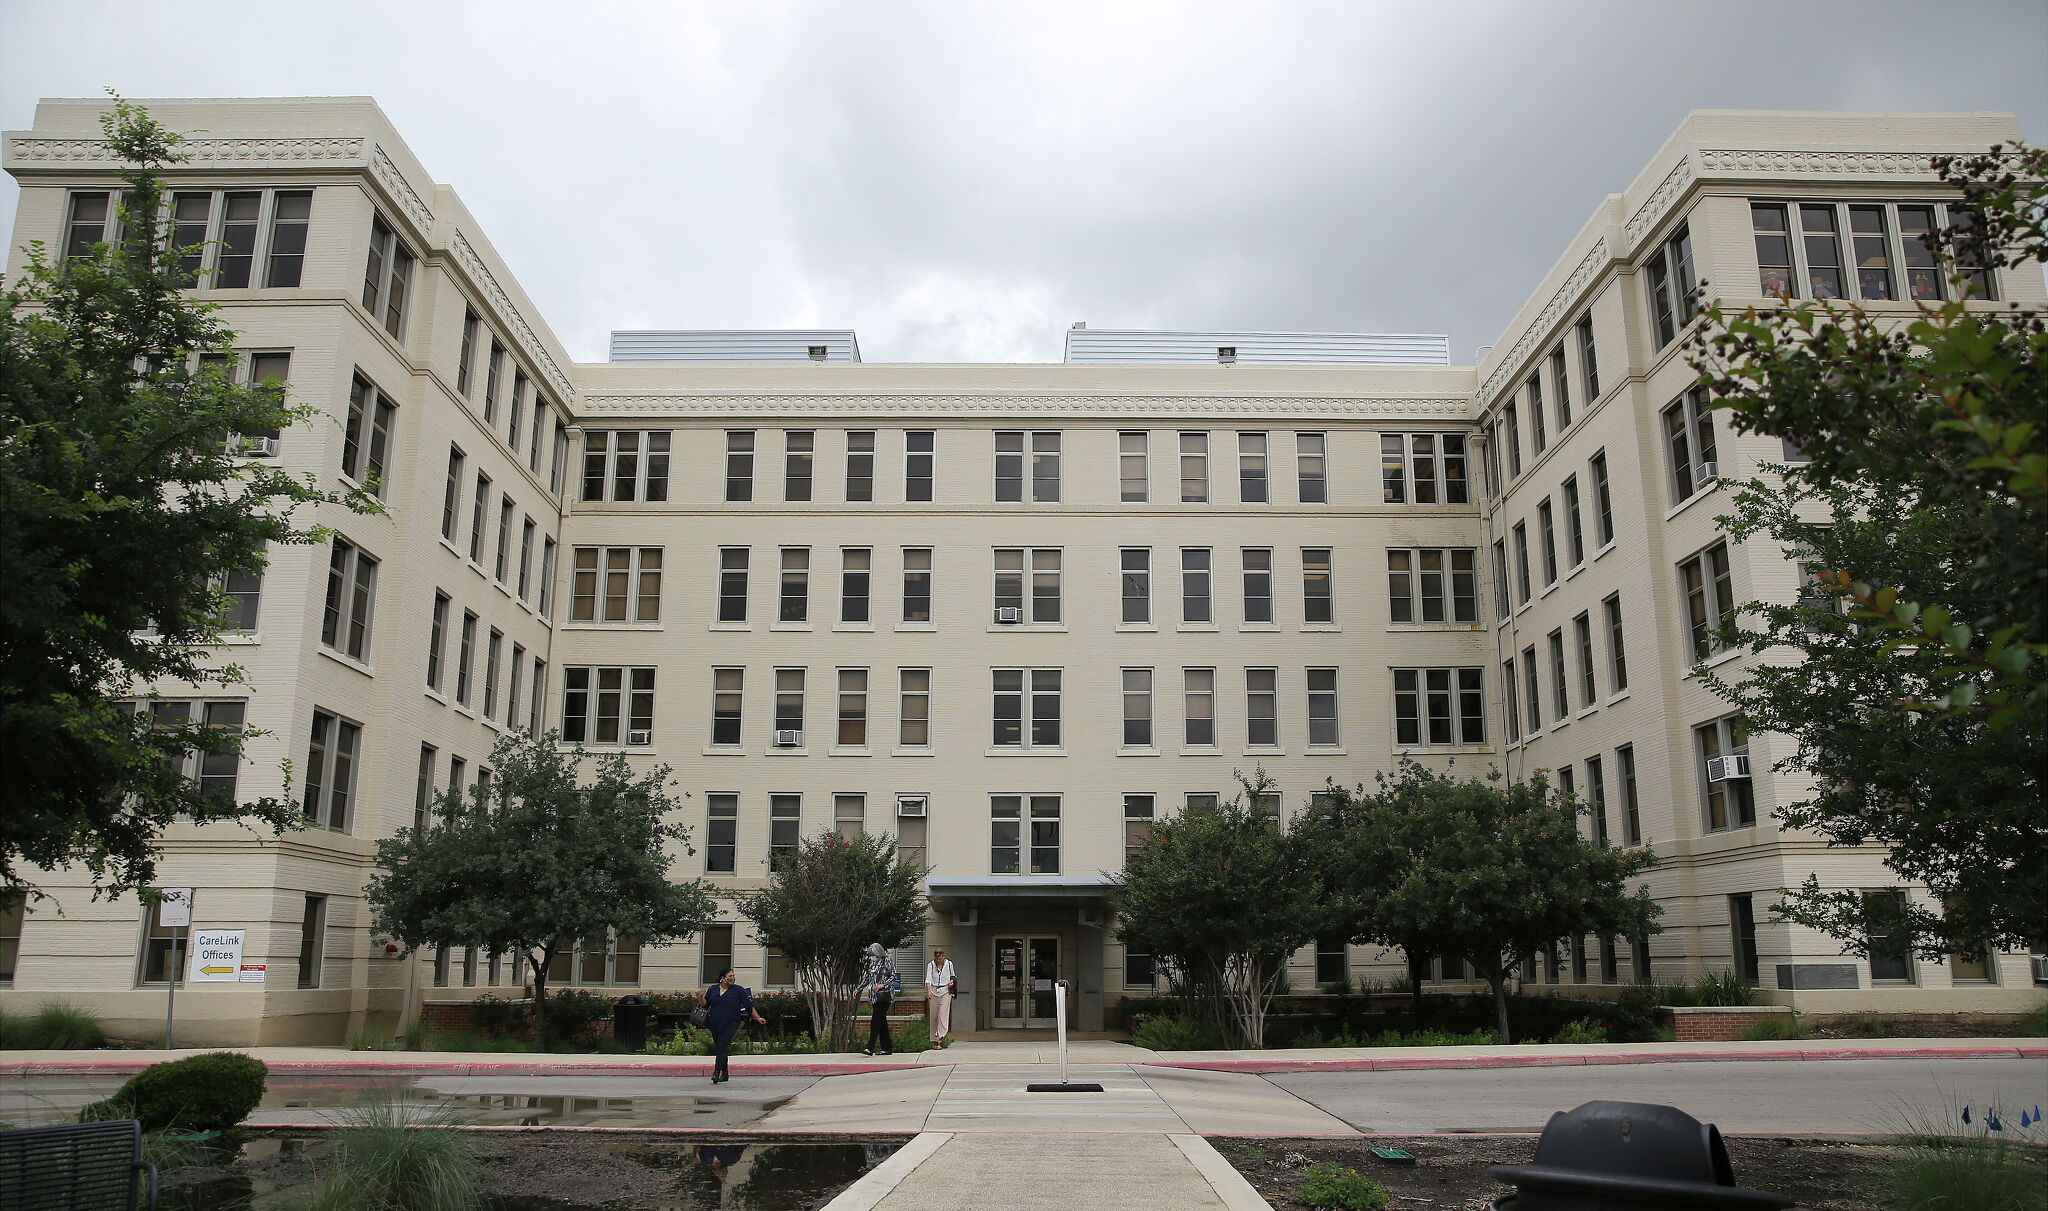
left=1212, top=1135, right=1902, bottom=1210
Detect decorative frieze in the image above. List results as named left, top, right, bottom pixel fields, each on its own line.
left=450, top=230, right=574, bottom=401
left=1624, top=153, right=1694, bottom=245
left=1479, top=238, right=1610, bottom=403
left=573, top=393, right=1478, bottom=421
left=1699, top=147, right=1943, bottom=177
left=369, top=143, right=434, bottom=232
left=7, top=134, right=368, bottom=165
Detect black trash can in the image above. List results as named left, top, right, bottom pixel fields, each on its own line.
left=1489, top=1100, right=1794, bottom=1209
left=612, top=995, right=650, bottom=1052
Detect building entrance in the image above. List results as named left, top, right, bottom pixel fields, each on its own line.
left=992, top=935, right=1060, bottom=1027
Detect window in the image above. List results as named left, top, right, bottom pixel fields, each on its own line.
left=1523, top=646, right=1543, bottom=734
left=362, top=216, right=414, bottom=339
left=1504, top=402, right=1522, bottom=478
left=483, top=630, right=502, bottom=719
left=837, top=669, right=868, bottom=746
left=1302, top=549, right=1333, bottom=624
left=413, top=745, right=436, bottom=831
left=711, top=668, right=744, bottom=746
left=1645, top=222, right=1697, bottom=347
left=1245, top=668, right=1278, bottom=746
left=905, top=430, right=935, bottom=501
left=529, top=396, right=547, bottom=473
left=718, top=548, right=749, bottom=623
left=773, top=668, right=805, bottom=742
left=561, top=667, right=655, bottom=745
left=1120, top=548, right=1151, bottom=624
left=1576, top=314, right=1600, bottom=401
left=1586, top=755, right=1608, bottom=843
left=508, top=371, right=526, bottom=451
left=1179, top=432, right=1209, bottom=502
left=456, top=612, right=477, bottom=705
left=1125, top=950, right=1157, bottom=988
left=1574, top=612, right=1597, bottom=707
left=1663, top=388, right=1719, bottom=504
left=702, top=793, right=740, bottom=872
left=1393, top=668, right=1487, bottom=746
left=1527, top=376, right=1547, bottom=454
left=1897, top=205, right=1944, bottom=301
left=1238, top=432, right=1268, bottom=502
left=440, top=447, right=464, bottom=542
left=845, top=430, right=875, bottom=501
left=160, top=188, right=310, bottom=288
left=1242, top=549, right=1273, bottom=623
left=483, top=342, right=504, bottom=427
left=701, top=924, right=735, bottom=983
left=469, top=473, right=490, bottom=564
left=139, top=699, right=245, bottom=799
left=1512, top=522, right=1531, bottom=605
left=991, top=795, right=1061, bottom=874
left=1549, top=630, right=1570, bottom=719
left=569, top=549, right=663, bottom=627
left=1296, top=432, right=1327, bottom=503
left=995, top=430, right=1060, bottom=502
left=1730, top=894, right=1759, bottom=982
left=1538, top=499, right=1558, bottom=586
left=427, top=593, right=448, bottom=691
left=779, top=547, right=810, bottom=623
left=139, top=893, right=187, bottom=985
left=1387, top=549, right=1478, bottom=624
left=321, top=538, right=377, bottom=661
left=896, top=795, right=929, bottom=868
left=1123, top=794, right=1154, bottom=862
left=297, top=895, right=326, bottom=989
left=1618, top=745, right=1642, bottom=845
left=1120, top=431, right=1148, bottom=501
left=538, top=540, right=556, bottom=618
left=529, top=659, right=547, bottom=735
left=1503, top=658, right=1520, bottom=742
left=834, top=793, right=866, bottom=840
left=341, top=375, right=395, bottom=493
left=1603, top=594, right=1629, bottom=691
left=1758, top=200, right=1989, bottom=303
left=1590, top=450, right=1614, bottom=547
left=518, top=520, right=536, bottom=601
left=1181, top=549, right=1212, bottom=623
left=1122, top=669, right=1153, bottom=747
left=65, top=190, right=118, bottom=264
left=1550, top=346, right=1572, bottom=430
left=840, top=549, right=871, bottom=623
left=1680, top=543, right=1736, bottom=661
left=1380, top=433, right=1470, bottom=504
left=992, top=669, right=1061, bottom=748
left=1697, top=715, right=1755, bottom=830
left=784, top=430, right=814, bottom=501
left=580, top=430, right=672, bottom=503
left=902, top=548, right=932, bottom=622
left=1317, top=938, right=1349, bottom=986
left=508, top=644, right=525, bottom=729
left=1562, top=476, right=1585, bottom=568
left=1491, top=541, right=1509, bottom=619
left=1865, top=890, right=1914, bottom=982
left=899, top=669, right=931, bottom=746
left=1753, top=203, right=1794, bottom=297
left=725, top=431, right=755, bottom=501
left=1183, top=668, right=1216, bottom=746
left=1307, top=667, right=1339, bottom=746
left=494, top=497, right=514, bottom=581
left=304, top=710, right=360, bottom=831
left=993, top=548, right=1062, bottom=624
left=551, top=420, right=569, bottom=496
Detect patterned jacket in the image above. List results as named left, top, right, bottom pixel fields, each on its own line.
left=862, top=952, right=898, bottom=1004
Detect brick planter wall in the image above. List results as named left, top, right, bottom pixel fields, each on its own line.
left=1658, top=1004, right=1794, bottom=1041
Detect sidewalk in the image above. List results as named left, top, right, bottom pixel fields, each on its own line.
left=2, top=1035, right=2038, bottom=1078
left=824, top=1133, right=1269, bottom=1211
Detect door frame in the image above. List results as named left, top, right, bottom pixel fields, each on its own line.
left=991, top=933, right=1062, bottom=1028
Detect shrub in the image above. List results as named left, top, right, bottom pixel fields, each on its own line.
left=1294, top=1163, right=1389, bottom=1210
left=1888, top=1104, right=2047, bottom=1211
left=1739, top=1013, right=1807, bottom=1041
left=18, top=1002, right=107, bottom=1049
left=345, top=1023, right=394, bottom=1052
left=1692, top=969, right=1757, bottom=1007
left=1367, top=1027, right=1498, bottom=1048
left=1134, top=1017, right=1222, bottom=1052
left=1549, top=1018, right=1609, bottom=1045
left=466, top=994, right=529, bottom=1038
left=534, top=987, right=612, bottom=1045
left=85, top=1052, right=267, bottom=1133
left=1844, top=1013, right=1888, bottom=1038
left=2021, top=997, right=2046, bottom=1038
left=401, top=1017, right=431, bottom=1051
left=309, top=1090, right=482, bottom=1211
left=892, top=1020, right=931, bottom=1054
left=649, top=1025, right=712, bottom=1056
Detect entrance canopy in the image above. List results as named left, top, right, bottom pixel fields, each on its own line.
left=925, top=874, right=1116, bottom=909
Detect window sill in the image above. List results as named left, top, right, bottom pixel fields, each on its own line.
left=1242, top=745, right=1286, bottom=757
left=984, top=747, right=1066, bottom=757
left=1538, top=581, right=1559, bottom=600
left=1576, top=704, right=1599, bottom=720
left=468, top=558, right=488, bottom=578
left=1300, top=622, right=1341, bottom=633
left=1393, top=744, right=1493, bottom=757
left=1550, top=715, right=1571, bottom=731
left=1177, top=623, right=1221, bottom=634
left=770, top=622, right=813, bottom=632
left=1663, top=481, right=1725, bottom=524
left=1118, top=746, right=1161, bottom=757
left=1237, top=623, right=1281, bottom=634
left=1114, top=623, right=1158, bottom=634
left=891, top=746, right=935, bottom=757
left=1515, top=601, right=1534, bottom=617
left=710, top=622, right=752, bottom=632
left=832, top=623, right=876, bottom=633
left=558, top=743, right=654, bottom=753
left=987, top=624, right=1068, bottom=633
left=562, top=621, right=664, bottom=631
left=452, top=704, right=477, bottom=721
left=425, top=687, right=449, bottom=706
left=318, top=647, right=375, bottom=679
left=1387, top=622, right=1483, bottom=632
left=1564, top=561, right=1587, bottom=584
left=1606, top=690, right=1632, bottom=707
left=1179, top=745, right=1223, bottom=757
left=701, top=746, right=745, bottom=757
left=828, top=746, right=871, bottom=757
left=896, top=622, right=937, bottom=633
left=1307, top=745, right=1348, bottom=756
left=764, top=746, right=810, bottom=756
left=493, top=581, right=514, bottom=601
left=439, top=536, right=465, bottom=559
left=1682, top=648, right=1746, bottom=678
left=1593, top=540, right=1617, bottom=562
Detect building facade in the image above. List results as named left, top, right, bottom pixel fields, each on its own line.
left=1, top=99, right=2037, bottom=1044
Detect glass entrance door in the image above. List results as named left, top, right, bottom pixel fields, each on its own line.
left=992, top=935, right=1061, bottom=1027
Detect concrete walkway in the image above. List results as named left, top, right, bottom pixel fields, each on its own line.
left=824, top=1132, right=1269, bottom=1211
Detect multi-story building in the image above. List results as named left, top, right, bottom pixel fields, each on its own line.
left=1, top=99, right=2037, bottom=1044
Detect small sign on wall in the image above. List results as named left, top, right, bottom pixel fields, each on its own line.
left=238, top=963, right=266, bottom=983
left=186, top=929, right=246, bottom=983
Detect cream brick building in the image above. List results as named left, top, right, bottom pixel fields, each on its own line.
left=1, top=99, right=2037, bottom=1045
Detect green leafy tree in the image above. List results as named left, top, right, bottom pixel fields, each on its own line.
left=1113, top=773, right=1327, bottom=1049
left=366, top=731, right=717, bottom=1050
left=0, top=94, right=378, bottom=896
left=738, top=831, right=928, bottom=1053
left=1301, top=763, right=1659, bottom=1044
left=1690, top=142, right=2046, bottom=956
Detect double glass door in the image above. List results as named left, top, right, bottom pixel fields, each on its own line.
left=992, top=935, right=1060, bottom=1027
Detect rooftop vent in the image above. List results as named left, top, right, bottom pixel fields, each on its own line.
left=1217, top=346, right=1238, bottom=364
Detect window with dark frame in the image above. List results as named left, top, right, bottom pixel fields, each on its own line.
left=905, top=430, right=935, bottom=501
left=1394, top=668, right=1486, bottom=747
left=1122, top=668, right=1153, bottom=747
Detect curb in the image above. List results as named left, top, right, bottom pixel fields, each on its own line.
left=1160, top=1044, right=2047, bottom=1074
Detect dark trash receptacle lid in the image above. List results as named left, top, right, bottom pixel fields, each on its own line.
left=1488, top=1100, right=1794, bottom=1210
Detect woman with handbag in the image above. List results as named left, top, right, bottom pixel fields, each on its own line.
left=860, top=942, right=897, bottom=1056
left=702, top=966, right=765, bottom=1084
left=924, top=948, right=957, bottom=1049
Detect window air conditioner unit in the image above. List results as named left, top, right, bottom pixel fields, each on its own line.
left=994, top=607, right=1022, bottom=624
left=627, top=729, right=652, bottom=746
left=1698, top=460, right=1719, bottom=481
left=1217, top=346, right=1237, bottom=364
left=1705, top=751, right=1752, bottom=783
left=772, top=729, right=803, bottom=747
left=247, top=436, right=280, bottom=457
left=897, top=795, right=928, bottom=818
left=2031, top=954, right=2048, bottom=983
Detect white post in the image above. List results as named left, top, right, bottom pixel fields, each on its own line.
left=1055, top=979, right=1069, bottom=1085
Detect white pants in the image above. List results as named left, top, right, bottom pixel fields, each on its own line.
left=928, top=991, right=953, bottom=1042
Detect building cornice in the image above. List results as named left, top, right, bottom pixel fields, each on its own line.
left=1479, top=237, right=1610, bottom=404
left=1697, top=147, right=1949, bottom=177
left=572, top=392, right=1478, bottom=421
left=450, top=230, right=574, bottom=401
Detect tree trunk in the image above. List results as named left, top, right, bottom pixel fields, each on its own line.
left=1406, top=947, right=1427, bottom=1032
left=1486, top=970, right=1513, bottom=1044
left=530, top=950, right=552, bottom=1052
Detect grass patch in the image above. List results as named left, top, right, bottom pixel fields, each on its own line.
left=294, top=1090, right=482, bottom=1211
left=419, top=1028, right=537, bottom=1053
left=1740, top=1013, right=1808, bottom=1041
left=1886, top=1099, right=2047, bottom=1211
left=1294, top=1162, right=1389, bottom=1210
left=1844, top=1013, right=1889, bottom=1038
left=2023, top=997, right=2047, bottom=1038
left=1655, top=970, right=1758, bottom=1008
left=346, top=1023, right=398, bottom=1051
left=2, top=1001, right=108, bottom=1049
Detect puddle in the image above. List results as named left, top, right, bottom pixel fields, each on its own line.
left=251, top=1075, right=799, bottom=1130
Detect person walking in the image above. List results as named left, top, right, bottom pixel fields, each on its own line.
left=925, top=947, right=957, bottom=1049
left=860, top=942, right=897, bottom=1056
left=703, top=965, right=765, bottom=1084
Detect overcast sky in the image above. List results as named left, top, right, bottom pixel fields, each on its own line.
left=2, top=1, right=2044, bottom=363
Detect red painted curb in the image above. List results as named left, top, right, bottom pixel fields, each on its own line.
left=1159, top=1044, right=2041, bottom=1075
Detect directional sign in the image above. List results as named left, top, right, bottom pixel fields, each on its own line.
left=158, top=888, right=193, bottom=928
left=186, top=929, right=245, bottom=983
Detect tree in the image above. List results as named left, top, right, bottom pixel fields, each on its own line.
left=1689, top=142, right=2046, bottom=957
left=0, top=95, right=377, bottom=896
left=1112, top=774, right=1327, bottom=1049
left=738, top=830, right=927, bottom=1053
left=365, top=731, right=717, bottom=1050
left=1302, top=763, right=1660, bottom=1044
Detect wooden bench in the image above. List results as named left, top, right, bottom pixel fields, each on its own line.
left=0, top=1120, right=159, bottom=1210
